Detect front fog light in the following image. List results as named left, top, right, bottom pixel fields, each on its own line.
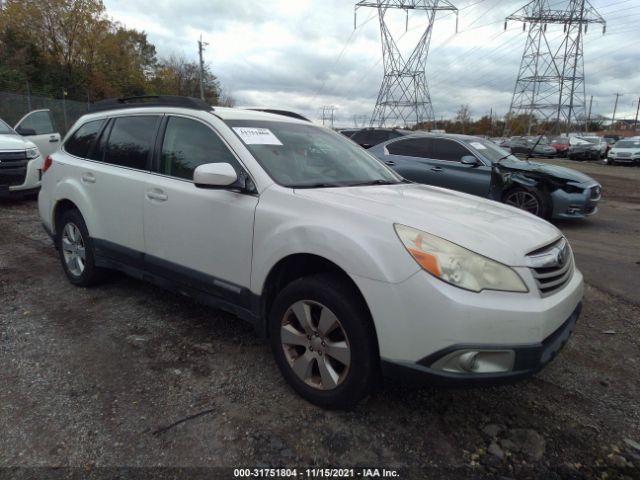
left=431, top=350, right=515, bottom=374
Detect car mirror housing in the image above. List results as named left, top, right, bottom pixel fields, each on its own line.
left=193, top=163, right=238, bottom=188
left=461, top=155, right=480, bottom=166
left=16, top=126, right=37, bottom=136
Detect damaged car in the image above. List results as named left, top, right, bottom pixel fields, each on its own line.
left=368, top=133, right=601, bottom=219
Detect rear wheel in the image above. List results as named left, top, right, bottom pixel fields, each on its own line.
left=268, top=273, right=378, bottom=409
left=503, top=187, right=549, bottom=219
left=57, top=209, right=106, bottom=286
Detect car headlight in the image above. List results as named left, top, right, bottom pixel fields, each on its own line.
left=25, top=147, right=40, bottom=159
left=394, top=224, right=528, bottom=293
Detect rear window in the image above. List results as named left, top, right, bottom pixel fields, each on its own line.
left=64, top=120, right=104, bottom=158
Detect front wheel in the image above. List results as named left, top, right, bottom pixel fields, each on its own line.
left=503, top=187, right=550, bottom=219
left=268, top=273, right=378, bottom=409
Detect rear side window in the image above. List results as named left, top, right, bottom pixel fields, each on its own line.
left=64, top=120, right=104, bottom=158
left=104, top=116, right=159, bottom=170
left=351, top=130, right=389, bottom=145
left=160, top=116, right=240, bottom=180
left=432, top=139, right=472, bottom=162
left=387, top=137, right=433, bottom=158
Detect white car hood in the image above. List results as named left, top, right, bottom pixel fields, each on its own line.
left=295, top=183, right=561, bottom=267
left=0, top=134, right=35, bottom=150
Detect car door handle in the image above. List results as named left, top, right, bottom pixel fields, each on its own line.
left=385, top=160, right=396, bottom=166
left=81, top=172, right=96, bottom=184
left=49, top=136, right=59, bottom=143
left=146, top=189, right=168, bottom=202
left=431, top=167, right=444, bottom=172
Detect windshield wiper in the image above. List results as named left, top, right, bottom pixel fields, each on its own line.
left=289, top=182, right=343, bottom=189
left=346, top=179, right=400, bottom=187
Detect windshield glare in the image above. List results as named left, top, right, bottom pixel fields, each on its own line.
left=225, top=120, right=402, bottom=188
left=0, top=119, right=16, bottom=135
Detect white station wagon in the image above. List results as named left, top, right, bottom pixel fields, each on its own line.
left=39, top=96, right=583, bottom=408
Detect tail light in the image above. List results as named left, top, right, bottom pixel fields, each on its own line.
left=43, top=155, right=53, bottom=173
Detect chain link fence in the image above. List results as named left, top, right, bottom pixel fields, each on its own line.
left=0, top=91, right=90, bottom=135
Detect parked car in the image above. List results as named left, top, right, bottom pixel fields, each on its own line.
left=0, top=110, right=61, bottom=198
left=603, top=137, right=617, bottom=156
left=550, top=137, right=571, bottom=157
left=349, top=127, right=412, bottom=149
left=368, top=133, right=601, bottom=219
left=39, top=96, right=584, bottom=408
left=509, top=136, right=557, bottom=157
left=338, top=128, right=360, bottom=138
left=568, top=137, right=606, bottom=160
left=606, top=138, right=640, bottom=165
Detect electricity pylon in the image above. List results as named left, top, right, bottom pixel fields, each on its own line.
left=355, top=0, right=458, bottom=128
left=505, top=0, right=605, bottom=135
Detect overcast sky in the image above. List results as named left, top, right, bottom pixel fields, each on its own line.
left=103, top=0, right=640, bottom=127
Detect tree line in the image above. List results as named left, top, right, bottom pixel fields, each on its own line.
left=0, top=0, right=233, bottom=106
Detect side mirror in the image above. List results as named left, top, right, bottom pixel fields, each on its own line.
left=16, top=126, right=37, bottom=136
left=461, top=155, right=480, bottom=166
left=193, top=163, right=238, bottom=188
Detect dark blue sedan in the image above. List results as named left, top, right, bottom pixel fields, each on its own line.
left=368, top=133, right=601, bottom=219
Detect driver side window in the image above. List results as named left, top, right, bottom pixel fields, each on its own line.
left=160, top=117, right=240, bottom=180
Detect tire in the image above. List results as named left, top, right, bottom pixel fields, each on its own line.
left=268, top=273, right=378, bottom=409
left=609, top=159, right=616, bottom=166
left=503, top=187, right=550, bottom=219
left=56, top=209, right=106, bottom=286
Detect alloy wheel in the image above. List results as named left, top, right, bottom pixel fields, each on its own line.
left=280, top=300, right=351, bottom=391
left=504, top=190, right=540, bottom=216
left=61, top=222, right=86, bottom=277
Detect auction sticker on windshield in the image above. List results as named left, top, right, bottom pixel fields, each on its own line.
left=233, top=127, right=283, bottom=145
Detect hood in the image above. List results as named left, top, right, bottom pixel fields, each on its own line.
left=497, top=158, right=595, bottom=184
left=0, top=134, right=35, bottom=151
left=294, top=184, right=561, bottom=267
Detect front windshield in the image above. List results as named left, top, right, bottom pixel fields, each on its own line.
left=615, top=140, right=640, bottom=149
left=225, top=120, right=403, bottom=188
left=0, top=119, right=16, bottom=135
left=468, top=138, right=521, bottom=163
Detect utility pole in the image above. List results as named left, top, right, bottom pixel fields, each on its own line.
left=355, top=0, right=458, bottom=128
left=198, top=35, right=209, bottom=101
left=611, top=93, right=622, bottom=131
left=634, top=97, right=640, bottom=132
left=504, top=0, right=606, bottom=136
left=585, top=95, right=593, bottom=133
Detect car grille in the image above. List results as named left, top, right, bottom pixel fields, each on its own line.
left=0, top=150, right=28, bottom=162
left=527, top=238, right=574, bottom=296
left=0, top=150, right=28, bottom=187
left=617, top=152, right=632, bottom=158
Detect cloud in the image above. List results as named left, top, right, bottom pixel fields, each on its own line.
left=103, top=0, right=640, bottom=126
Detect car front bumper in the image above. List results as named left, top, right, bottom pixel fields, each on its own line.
left=608, top=155, right=639, bottom=164
left=550, top=182, right=601, bottom=219
left=352, top=264, right=583, bottom=385
left=568, top=149, right=600, bottom=160
left=0, top=156, right=44, bottom=197
left=381, top=302, right=580, bottom=385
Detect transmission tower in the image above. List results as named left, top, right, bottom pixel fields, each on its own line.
left=505, top=0, right=605, bottom=136
left=355, top=0, right=458, bottom=128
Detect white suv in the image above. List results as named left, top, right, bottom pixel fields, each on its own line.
left=38, top=96, right=583, bottom=408
left=0, top=110, right=61, bottom=198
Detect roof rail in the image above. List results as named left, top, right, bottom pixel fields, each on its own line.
left=245, top=108, right=310, bottom=122
left=90, top=95, right=212, bottom=113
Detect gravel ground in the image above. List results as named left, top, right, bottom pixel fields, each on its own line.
left=1, top=159, right=639, bottom=480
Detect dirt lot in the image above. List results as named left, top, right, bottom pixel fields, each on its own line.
left=1, top=159, right=639, bottom=480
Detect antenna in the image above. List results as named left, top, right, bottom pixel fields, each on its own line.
left=355, top=0, right=458, bottom=128
left=504, top=0, right=605, bottom=136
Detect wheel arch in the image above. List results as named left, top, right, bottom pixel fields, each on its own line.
left=258, top=253, right=380, bottom=352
